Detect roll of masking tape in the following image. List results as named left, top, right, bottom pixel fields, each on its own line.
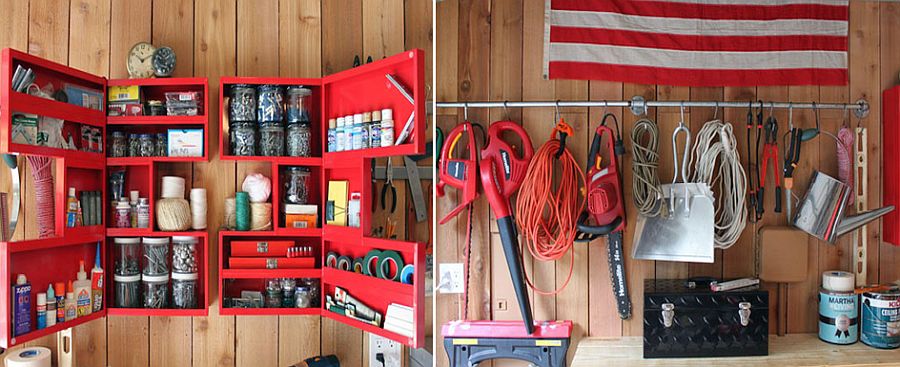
left=352, top=257, right=364, bottom=273
left=822, top=270, right=855, bottom=292
left=326, top=252, right=338, bottom=268
left=5, top=347, right=51, bottom=367
left=400, top=264, right=415, bottom=284
left=337, top=256, right=352, bottom=271
left=377, top=250, right=405, bottom=281
left=364, top=249, right=382, bottom=276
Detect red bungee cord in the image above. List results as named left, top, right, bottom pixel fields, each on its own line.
left=515, top=119, right=586, bottom=295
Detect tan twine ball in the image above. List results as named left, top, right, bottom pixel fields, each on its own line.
left=250, top=202, right=272, bottom=231
left=156, top=198, right=192, bottom=231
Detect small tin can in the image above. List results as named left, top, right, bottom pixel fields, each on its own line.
left=861, top=288, right=900, bottom=349
left=819, top=289, right=859, bottom=344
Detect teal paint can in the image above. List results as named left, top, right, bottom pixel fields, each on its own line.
left=818, top=289, right=858, bottom=345
left=860, top=288, right=900, bottom=349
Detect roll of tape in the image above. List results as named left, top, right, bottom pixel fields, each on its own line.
left=326, top=252, right=338, bottom=268
left=337, top=256, right=352, bottom=271
left=823, top=270, right=855, bottom=292
left=353, top=257, right=364, bottom=273
left=5, top=347, right=51, bottom=367
left=377, top=250, right=405, bottom=281
left=400, top=264, right=415, bottom=284
left=364, top=249, right=382, bottom=276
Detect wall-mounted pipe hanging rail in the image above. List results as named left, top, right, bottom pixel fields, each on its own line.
left=435, top=96, right=870, bottom=119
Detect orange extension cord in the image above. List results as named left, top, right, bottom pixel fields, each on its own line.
left=515, top=125, right=586, bottom=296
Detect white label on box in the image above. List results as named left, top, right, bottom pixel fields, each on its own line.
left=167, top=129, right=204, bottom=157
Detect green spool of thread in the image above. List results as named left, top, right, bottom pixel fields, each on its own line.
left=235, top=192, right=250, bottom=231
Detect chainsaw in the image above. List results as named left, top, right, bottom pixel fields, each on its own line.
left=575, top=114, right=632, bottom=319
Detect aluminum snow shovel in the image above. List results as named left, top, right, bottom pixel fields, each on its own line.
left=633, top=122, right=716, bottom=263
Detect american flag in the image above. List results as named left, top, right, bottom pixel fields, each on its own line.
left=543, top=0, right=849, bottom=86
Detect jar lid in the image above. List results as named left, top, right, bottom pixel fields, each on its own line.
left=157, top=133, right=166, bottom=137
left=142, top=237, right=170, bottom=244
left=232, top=83, right=255, bottom=89
left=116, top=200, right=132, bottom=209
left=287, top=86, right=312, bottom=96
left=287, top=166, right=311, bottom=174
left=112, top=131, right=125, bottom=137
left=260, top=122, right=284, bottom=130
left=129, top=133, right=139, bottom=138
left=139, top=133, right=154, bottom=138
left=171, top=236, right=198, bottom=243
left=171, top=272, right=199, bottom=281
left=259, top=84, right=282, bottom=90
left=114, top=274, right=141, bottom=282
left=114, top=237, right=140, bottom=244
left=142, top=274, right=169, bottom=282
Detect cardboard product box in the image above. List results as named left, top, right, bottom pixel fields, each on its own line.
left=167, top=129, right=204, bottom=157
left=11, top=113, right=38, bottom=145
left=63, top=83, right=103, bottom=110
left=108, top=85, right=140, bottom=103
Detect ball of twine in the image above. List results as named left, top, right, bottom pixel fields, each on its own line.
left=224, top=197, right=236, bottom=229
left=242, top=173, right=271, bottom=203
left=250, top=202, right=272, bottom=231
left=156, top=198, right=192, bottom=231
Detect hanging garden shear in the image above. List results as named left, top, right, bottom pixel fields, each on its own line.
left=437, top=120, right=479, bottom=224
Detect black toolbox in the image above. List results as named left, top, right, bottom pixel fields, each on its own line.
left=643, top=279, right=769, bottom=358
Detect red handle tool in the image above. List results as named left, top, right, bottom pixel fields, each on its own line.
left=437, top=121, right=479, bottom=224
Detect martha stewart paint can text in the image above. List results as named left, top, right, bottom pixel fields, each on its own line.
left=819, top=289, right=858, bottom=344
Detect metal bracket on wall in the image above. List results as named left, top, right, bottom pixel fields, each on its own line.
left=630, top=95, right=647, bottom=116
left=853, top=127, right=869, bottom=286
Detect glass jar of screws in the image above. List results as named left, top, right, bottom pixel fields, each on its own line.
left=229, top=84, right=257, bottom=123
left=142, top=237, right=170, bottom=276
left=142, top=274, right=169, bottom=309
left=257, top=84, right=284, bottom=124
left=171, top=272, right=198, bottom=309
left=265, top=279, right=283, bottom=308
left=286, top=122, right=311, bottom=157
left=114, top=274, right=141, bottom=308
left=259, top=122, right=285, bottom=156
left=171, top=236, right=199, bottom=273
left=110, top=131, right=127, bottom=158
left=230, top=122, right=257, bottom=156
left=283, top=167, right=311, bottom=205
left=114, top=237, right=141, bottom=276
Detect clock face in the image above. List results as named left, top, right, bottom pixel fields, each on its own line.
left=127, top=42, right=156, bottom=79
left=153, top=47, right=176, bottom=77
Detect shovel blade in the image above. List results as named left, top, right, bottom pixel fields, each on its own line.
left=633, top=184, right=715, bottom=263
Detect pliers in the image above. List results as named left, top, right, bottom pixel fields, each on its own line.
left=784, top=126, right=802, bottom=222
left=757, top=108, right=782, bottom=215
left=381, top=157, right=397, bottom=213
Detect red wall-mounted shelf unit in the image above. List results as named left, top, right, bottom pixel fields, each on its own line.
left=0, top=48, right=210, bottom=348
left=217, top=49, right=426, bottom=348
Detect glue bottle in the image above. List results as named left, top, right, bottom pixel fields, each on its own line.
left=66, top=187, right=78, bottom=227
left=64, top=281, right=76, bottom=321
left=36, top=293, right=46, bottom=330
left=45, top=284, right=56, bottom=327
left=74, top=261, right=92, bottom=317
left=91, top=243, right=104, bottom=313
left=54, top=282, right=65, bottom=323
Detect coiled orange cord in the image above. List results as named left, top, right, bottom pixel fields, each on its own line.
left=515, top=124, right=586, bottom=295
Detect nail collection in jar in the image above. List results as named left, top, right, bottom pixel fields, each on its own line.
left=156, top=133, right=168, bottom=157
left=229, top=84, right=257, bottom=122
left=128, top=134, right=140, bottom=157
left=143, top=274, right=169, bottom=309
left=114, top=237, right=141, bottom=276
left=227, top=84, right=318, bottom=157
left=231, top=122, right=257, bottom=156
left=139, top=133, right=155, bottom=157
left=110, top=131, right=127, bottom=158
left=172, top=236, right=199, bottom=273
left=259, top=123, right=285, bottom=156
left=284, top=167, right=311, bottom=205
left=286, top=86, right=312, bottom=124
left=265, top=279, right=283, bottom=308
left=257, top=85, right=284, bottom=123
left=171, top=272, right=198, bottom=309
left=287, top=122, right=311, bottom=157
left=281, top=278, right=296, bottom=308
left=142, top=237, right=170, bottom=276
left=114, top=274, right=142, bottom=308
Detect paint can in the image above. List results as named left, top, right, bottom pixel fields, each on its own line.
left=860, top=288, right=900, bottom=349
left=819, top=271, right=858, bottom=344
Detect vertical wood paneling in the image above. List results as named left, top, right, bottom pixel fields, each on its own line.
left=192, top=0, right=237, bottom=364
left=279, top=0, right=322, bottom=78
left=28, top=0, right=69, bottom=63
left=322, top=0, right=362, bottom=75
left=0, top=0, right=29, bottom=244
left=153, top=0, right=195, bottom=77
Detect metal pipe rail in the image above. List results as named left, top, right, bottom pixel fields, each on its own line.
left=435, top=96, right=870, bottom=119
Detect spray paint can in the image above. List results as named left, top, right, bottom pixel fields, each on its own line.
left=819, top=271, right=858, bottom=344
left=860, top=288, right=900, bottom=349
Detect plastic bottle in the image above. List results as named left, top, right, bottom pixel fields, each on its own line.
left=360, top=112, right=371, bottom=149
left=336, top=117, right=346, bottom=152
left=54, top=282, right=65, bottom=323
left=370, top=110, right=382, bottom=148
left=66, top=187, right=78, bottom=227
left=129, top=190, right=139, bottom=228
left=74, top=261, right=92, bottom=317
left=45, top=284, right=56, bottom=327
left=327, top=118, right=337, bottom=153
left=13, top=274, right=31, bottom=336
left=65, top=282, right=76, bottom=321
left=352, top=113, right=364, bottom=150
left=36, top=293, right=47, bottom=330
left=380, top=108, right=394, bottom=147
left=91, top=243, right=104, bottom=313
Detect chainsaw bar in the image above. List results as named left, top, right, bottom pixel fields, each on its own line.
left=607, top=230, right=631, bottom=319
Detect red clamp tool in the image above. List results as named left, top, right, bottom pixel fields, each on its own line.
left=480, top=121, right=535, bottom=333
left=574, top=114, right=631, bottom=319
left=757, top=109, right=782, bottom=214
left=437, top=121, right=479, bottom=224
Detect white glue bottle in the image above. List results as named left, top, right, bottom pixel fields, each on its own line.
left=380, top=108, right=394, bottom=147
left=73, top=261, right=92, bottom=317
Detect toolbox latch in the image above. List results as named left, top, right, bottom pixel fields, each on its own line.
left=738, top=302, right=751, bottom=326
left=661, top=303, right=675, bottom=328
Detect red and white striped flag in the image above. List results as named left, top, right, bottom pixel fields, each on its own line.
left=544, top=0, right=849, bottom=86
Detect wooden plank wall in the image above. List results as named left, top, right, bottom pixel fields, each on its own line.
left=0, top=0, right=432, bottom=366
left=434, top=1, right=900, bottom=366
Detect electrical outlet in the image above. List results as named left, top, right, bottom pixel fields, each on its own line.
left=369, top=333, right=402, bottom=367
left=437, top=263, right=464, bottom=294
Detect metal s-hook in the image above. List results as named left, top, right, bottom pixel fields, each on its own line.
left=713, top=101, right=719, bottom=120
left=788, top=103, right=794, bottom=130
left=679, top=102, right=686, bottom=128
left=503, top=100, right=510, bottom=120
left=463, top=102, right=469, bottom=122
left=555, top=99, right=561, bottom=122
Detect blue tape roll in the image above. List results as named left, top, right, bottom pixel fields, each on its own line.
left=400, top=264, right=415, bottom=284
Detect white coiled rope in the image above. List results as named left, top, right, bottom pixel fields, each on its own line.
left=689, top=119, right=747, bottom=249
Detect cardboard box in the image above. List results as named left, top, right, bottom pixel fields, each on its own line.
left=167, top=129, right=204, bottom=157
left=108, top=85, right=140, bottom=102
left=231, top=240, right=294, bottom=257
left=228, top=257, right=315, bottom=269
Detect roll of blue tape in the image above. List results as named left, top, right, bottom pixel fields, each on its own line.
left=400, top=264, right=414, bottom=284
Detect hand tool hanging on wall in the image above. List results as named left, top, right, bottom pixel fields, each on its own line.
left=574, top=113, right=631, bottom=319
left=757, top=106, right=782, bottom=214
left=783, top=105, right=802, bottom=223
left=746, top=101, right=764, bottom=222
left=516, top=109, right=586, bottom=297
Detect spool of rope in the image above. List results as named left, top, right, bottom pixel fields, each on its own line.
left=242, top=173, right=271, bottom=203
left=27, top=156, right=54, bottom=238
left=250, top=202, right=272, bottom=231
left=161, top=176, right=186, bottom=199
left=156, top=198, right=191, bottom=231
left=224, top=197, right=236, bottom=229
left=631, top=118, right=661, bottom=217
left=190, top=188, right=207, bottom=230
left=837, top=127, right=855, bottom=206
left=235, top=192, right=250, bottom=231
